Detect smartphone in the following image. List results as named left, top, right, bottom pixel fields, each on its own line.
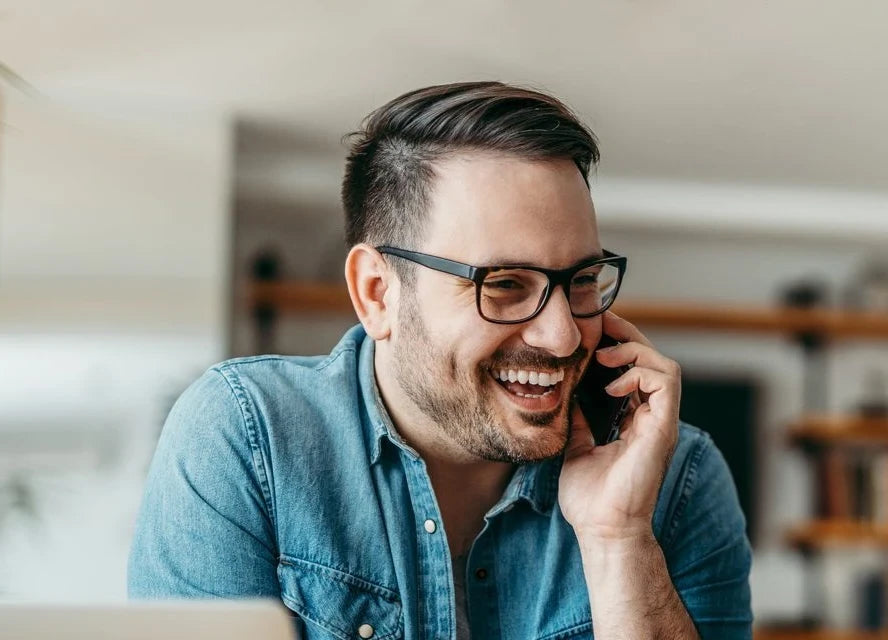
left=573, top=335, right=633, bottom=445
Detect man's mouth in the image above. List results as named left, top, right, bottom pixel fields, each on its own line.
left=490, top=367, right=565, bottom=396
left=488, top=367, right=567, bottom=412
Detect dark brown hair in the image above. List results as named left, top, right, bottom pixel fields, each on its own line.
left=341, top=81, right=600, bottom=256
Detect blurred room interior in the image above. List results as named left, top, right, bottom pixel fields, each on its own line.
left=1, top=2, right=887, bottom=638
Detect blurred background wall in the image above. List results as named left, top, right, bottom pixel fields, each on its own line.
left=0, top=93, right=231, bottom=599
left=1, top=1, right=887, bottom=635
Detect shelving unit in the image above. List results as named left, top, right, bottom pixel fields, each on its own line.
left=784, top=411, right=888, bottom=636
left=786, top=519, right=888, bottom=551
left=789, top=416, right=888, bottom=449
left=785, top=415, right=888, bottom=556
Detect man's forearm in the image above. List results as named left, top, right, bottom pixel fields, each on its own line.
left=577, top=531, right=700, bottom=640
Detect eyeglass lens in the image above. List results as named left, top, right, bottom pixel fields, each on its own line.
left=479, top=263, right=620, bottom=322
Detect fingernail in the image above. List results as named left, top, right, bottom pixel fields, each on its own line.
left=597, top=346, right=617, bottom=354
left=605, top=381, right=618, bottom=392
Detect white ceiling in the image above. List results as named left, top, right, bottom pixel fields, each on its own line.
left=2, top=0, right=887, bottom=192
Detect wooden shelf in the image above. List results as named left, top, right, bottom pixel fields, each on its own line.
left=612, top=301, right=888, bottom=339
left=249, top=280, right=351, bottom=313
left=789, top=415, right=888, bottom=447
left=247, top=281, right=888, bottom=338
left=756, top=629, right=888, bottom=640
left=786, top=519, right=888, bottom=550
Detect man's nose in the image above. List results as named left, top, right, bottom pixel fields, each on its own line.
left=519, top=285, right=584, bottom=358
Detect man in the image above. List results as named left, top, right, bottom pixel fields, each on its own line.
left=129, top=82, right=752, bottom=639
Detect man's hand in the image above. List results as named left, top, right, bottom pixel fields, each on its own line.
left=558, top=310, right=681, bottom=541
left=558, top=312, right=699, bottom=639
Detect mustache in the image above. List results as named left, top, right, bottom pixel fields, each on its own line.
left=483, top=345, right=588, bottom=372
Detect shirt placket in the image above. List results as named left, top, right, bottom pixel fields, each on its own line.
left=401, top=451, right=455, bottom=640
left=466, top=514, right=502, bottom=639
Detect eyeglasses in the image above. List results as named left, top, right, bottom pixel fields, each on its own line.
left=376, top=246, right=627, bottom=324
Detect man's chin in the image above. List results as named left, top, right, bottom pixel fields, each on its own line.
left=508, top=433, right=569, bottom=464
left=500, top=412, right=571, bottom=461
left=515, top=407, right=563, bottom=427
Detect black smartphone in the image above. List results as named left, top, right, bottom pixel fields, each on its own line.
left=573, top=335, right=632, bottom=445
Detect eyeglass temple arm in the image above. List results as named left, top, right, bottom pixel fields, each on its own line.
left=376, top=246, right=478, bottom=281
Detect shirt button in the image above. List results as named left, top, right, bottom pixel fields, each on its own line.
left=475, top=568, right=488, bottom=580
left=358, top=623, right=375, bottom=638
left=423, top=519, right=437, bottom=534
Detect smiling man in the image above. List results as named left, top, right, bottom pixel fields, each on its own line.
left=129, top=82, right=752, bottom=639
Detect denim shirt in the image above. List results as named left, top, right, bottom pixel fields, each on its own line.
left=128, top=324, right=753, bottom=639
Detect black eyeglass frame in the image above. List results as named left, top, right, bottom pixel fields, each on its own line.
left=376, top=245, right=628, bottom=325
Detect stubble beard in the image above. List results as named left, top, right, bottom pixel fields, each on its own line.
left=392, top=289, right=573, bottom=464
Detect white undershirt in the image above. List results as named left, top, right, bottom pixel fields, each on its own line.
left=452, top=553, right=472, bottom=640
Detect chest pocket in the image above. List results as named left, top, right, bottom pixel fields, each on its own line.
left=277, top=555, right=403, bottom=640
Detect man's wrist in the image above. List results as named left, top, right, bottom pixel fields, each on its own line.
left=574, top=521, right=656, bottom=547
left=576, top=526, right=692, bottom=638
left=575, top=525, right=660, bottom=567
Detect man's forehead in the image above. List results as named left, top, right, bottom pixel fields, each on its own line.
left=423, top=153, right=600, bottom=268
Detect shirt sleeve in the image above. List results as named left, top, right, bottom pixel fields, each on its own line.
left=661, top=433, right=754, bottom=640
left=127, top=368, right=280, bottom=599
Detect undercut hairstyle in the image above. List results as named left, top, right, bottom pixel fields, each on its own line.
left=341, top=81, right=600, bottom=281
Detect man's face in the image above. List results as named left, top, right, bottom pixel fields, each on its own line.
left=390, top=153, right=603, bottom=463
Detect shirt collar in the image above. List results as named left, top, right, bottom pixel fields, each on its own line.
left=492, top=455, right=562, bottom=517
left=356, top=326, right=561, bottom=515
left=357, top=328, right=418, bottom=464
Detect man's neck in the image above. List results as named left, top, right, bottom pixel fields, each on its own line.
left=374, top=356, right=515, bottom=557
left=424, top=454, right=515, bottom=558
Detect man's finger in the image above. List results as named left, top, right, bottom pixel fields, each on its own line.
left=604, top=367, right=680, bottom=423
left=594, top=340, right=681, bottom=378
left=602, top=311, right=655, bottom=348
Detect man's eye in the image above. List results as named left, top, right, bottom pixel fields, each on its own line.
left=572, top=274, right=599, bottom=286
left=484, top=279, right=524, bottom=290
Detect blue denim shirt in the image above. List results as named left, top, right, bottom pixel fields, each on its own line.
left=129, top=324, right=753, bottom=639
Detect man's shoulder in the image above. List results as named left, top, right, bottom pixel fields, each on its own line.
left=674, top=421, right=713, bottom=460
left=655, top=420, right=745, bottom=546
left=209, top=348, right=354, bottom=388
left=654, top=422, right=716, bottom=533
left=665, top=421, right=722, bottom=497
left=207, top=324, right=367, bottom=397
left=166, top=325, right=370, bottom=456
left=651, top=421, right=713, bottom=492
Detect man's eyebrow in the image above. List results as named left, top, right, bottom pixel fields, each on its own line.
left=484, top=250, right=605, bottom=267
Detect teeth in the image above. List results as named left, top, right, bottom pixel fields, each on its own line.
left=492, top=368, right=565, bottom=386
left=516, top=388, right=556, bottom=398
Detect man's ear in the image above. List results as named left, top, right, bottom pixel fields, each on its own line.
left=345, top=244, right=395, bottom=340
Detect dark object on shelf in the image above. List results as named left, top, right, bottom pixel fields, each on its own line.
left=778, top=279, right=832, bottom=412
left=250, top=249, right=283, bottom=354
left=816, top=449, right=850, bottom=519
left=251, top=249, right=282, bottom=281
left=858, top=570, right=886, bottom=630
left=850, top=454, right=876, bottom=521
left=780, top=279, right=829, bottom=309
left=679, top=374, right=759, bottom=545
left=0, top=473, right=40, bottom=532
